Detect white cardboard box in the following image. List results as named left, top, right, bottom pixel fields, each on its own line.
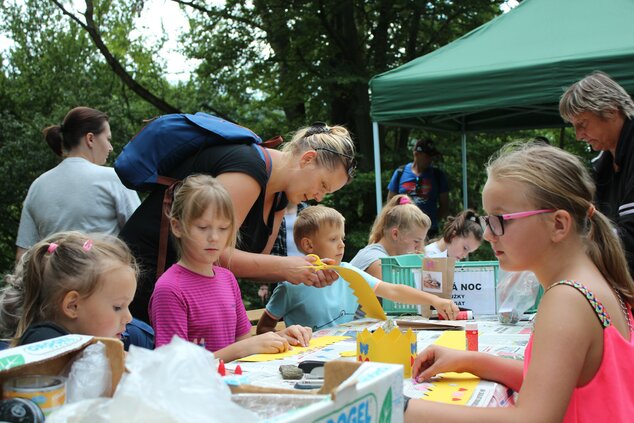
left=234, top=360, right=404, bottom=423
left=0, top=335, right=124, bottom=398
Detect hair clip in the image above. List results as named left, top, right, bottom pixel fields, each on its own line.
left=399, top=197, right=412, bottom=205
left=82, top=240, right=93, bottom=252
left=47, top=243, right=59, bottom=254
left=305, top=122, right=331, bottom=137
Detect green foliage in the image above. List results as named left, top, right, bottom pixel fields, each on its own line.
left=2, top=0, right=589, bottom=312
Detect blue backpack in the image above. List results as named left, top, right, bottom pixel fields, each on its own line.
left=115, top=112, right=281, bottom=191
left=114, top=112, right=282, bottom=277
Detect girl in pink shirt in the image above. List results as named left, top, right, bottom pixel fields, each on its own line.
left=406, top=142, right=634, bottom=422
left=150, top=174, right=312, bottom=362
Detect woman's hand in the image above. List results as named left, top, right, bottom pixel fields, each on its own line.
left=278, top=325, right=313, bottom=347
left=411, top=345, right=470, bottom=383
left=432, top=297, right=460, bottom=320
left=283, top=255, right=338, bottom=288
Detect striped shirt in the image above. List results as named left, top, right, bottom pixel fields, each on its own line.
left=149, top=263, right=251, bottom=352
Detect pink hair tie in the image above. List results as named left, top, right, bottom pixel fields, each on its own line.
left=47, top=243, right=59, bottom=254
left=82, top=240, right=93, bottom=251
left=399, top=196, right=412, bottom=205
left=587, top=204, right=596, bottom=219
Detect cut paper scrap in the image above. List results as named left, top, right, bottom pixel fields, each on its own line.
left=238, top=336, right=349, bottom=362
left=306, top=254, right=387, bottom=320
left=339, top=350, right=356, bottom=357
left=415, top=330, right=479, bottom=405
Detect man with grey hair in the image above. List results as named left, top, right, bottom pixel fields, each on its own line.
left=560, top=71, right=634, bottom=276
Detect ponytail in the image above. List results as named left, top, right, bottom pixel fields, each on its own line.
left=440, top=209, right=483, bottom=244
left=0, top=258, right=27, bottom=340
left=369, top=195, right=431, bottom=244
left=586, top=209, right=634, bottom=305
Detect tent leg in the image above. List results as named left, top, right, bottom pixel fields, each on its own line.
left=461, top=130, right=468, bottom=211
left=373, top=121, right=383, bottom=215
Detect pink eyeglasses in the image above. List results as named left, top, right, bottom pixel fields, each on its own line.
left=480, top=209, right=555, bottom=236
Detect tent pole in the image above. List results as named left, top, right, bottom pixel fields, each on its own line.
left=372, top=121, right=383, bottom=215
left=461, top=124, right=468, bottom=211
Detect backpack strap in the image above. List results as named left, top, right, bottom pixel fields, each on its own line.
left=157, top=177, right=180, bottom=279
left=545, top=280, right=611, bottom=328
left=154, top=145, right=275, bottom=279
left=394, top=164, right=406, bottom=192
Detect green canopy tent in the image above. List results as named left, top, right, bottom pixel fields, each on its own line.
left=369, top=0, right=634, bottom=214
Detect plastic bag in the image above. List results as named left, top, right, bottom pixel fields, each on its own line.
left=48, top=336, right=257, bottom=422
left=66, top=341, right=111, bottom=403
left=497, top=271, right=540, bottom=324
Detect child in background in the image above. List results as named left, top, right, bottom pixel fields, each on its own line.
left=406, top=142, right=634, bottom=422
left=257, top=205, right=458, bottom=332
left=149, top=175, right=312, bottom=362
left=0, top=231, right=137, bottom=346
left=424, top=209, right=483, bottom=260
left=351, top=194, right=430, bottom=279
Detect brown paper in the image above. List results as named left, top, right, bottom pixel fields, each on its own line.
left=420, top=257, right=456, bottom=317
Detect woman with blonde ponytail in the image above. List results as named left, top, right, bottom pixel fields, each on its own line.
left=406, top=141, right=634, bottom=423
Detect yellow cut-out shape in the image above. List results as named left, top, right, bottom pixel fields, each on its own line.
left=420, top=330, right=480, bottom=405
left=238, top=336, right=349, bottom=362
left=358, top=327, right=417, bottom=377
left=306, top=254, right=387, bottom=320
left=339, top=350, right=356, bottom=357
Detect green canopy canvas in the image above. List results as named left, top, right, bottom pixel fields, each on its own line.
left=369, top=0, right=634, bottom=212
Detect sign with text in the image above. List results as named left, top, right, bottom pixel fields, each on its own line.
left=452, top=265, right=497, bottom=315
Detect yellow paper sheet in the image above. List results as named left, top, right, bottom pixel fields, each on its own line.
left=237, top=335, right=349, bottom=362
left=307, top=255, right=387, bottom=320
left=417, top=330, right=479, bottom=404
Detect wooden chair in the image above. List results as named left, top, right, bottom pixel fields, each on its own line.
left=246, top=308, right=286, bottom=335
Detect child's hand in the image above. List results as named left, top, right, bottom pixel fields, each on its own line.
left=411, top=345, right=468, bottom=383
left=247, top=332, right=291, bottom=355
left=283, top=255, right=338, bottom=288
left=432, top=297, right=460, bottom=320
left=278, top=325, right=313, bottom=347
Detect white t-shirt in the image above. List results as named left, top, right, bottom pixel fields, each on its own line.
left=16, top=157, right=140, bottom=248
left=424, top=241, right=448, bottom=258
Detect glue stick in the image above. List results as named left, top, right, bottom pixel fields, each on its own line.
left=465, top=322, right=478, bottom=352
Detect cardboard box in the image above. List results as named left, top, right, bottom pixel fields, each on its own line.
left=231, top=360, right=404, bottom=423
left=0, top=335, right=125, bottom=399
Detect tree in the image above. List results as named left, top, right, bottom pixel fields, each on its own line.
left=176, top=0, right=505, bottom=169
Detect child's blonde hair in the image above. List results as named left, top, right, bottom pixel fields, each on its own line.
left=487, top=141, right=634, bottom=305
left=294, top=205, right=345, bottom=253
left=282, top=123, right=356, bottom=183
left=0, top=231, right=137, bottom=341
left=169, top=174, right=238, bottom=255
left=439, top=209, right=483, bottom=244
left=368, top=194, right=432, bottom=244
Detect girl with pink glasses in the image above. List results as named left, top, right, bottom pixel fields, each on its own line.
left=405, top=141, right=634, bottom=422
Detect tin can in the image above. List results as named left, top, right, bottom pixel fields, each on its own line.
left=3, top=375, right=66, bottom=416
left=0, top=397, right=46, bottom=423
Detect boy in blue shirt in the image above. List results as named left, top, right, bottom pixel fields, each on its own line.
left=257, top=205, right=458, bottom=332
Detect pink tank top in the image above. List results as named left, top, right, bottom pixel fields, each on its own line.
left=523, top=280, right=634, bottom=422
